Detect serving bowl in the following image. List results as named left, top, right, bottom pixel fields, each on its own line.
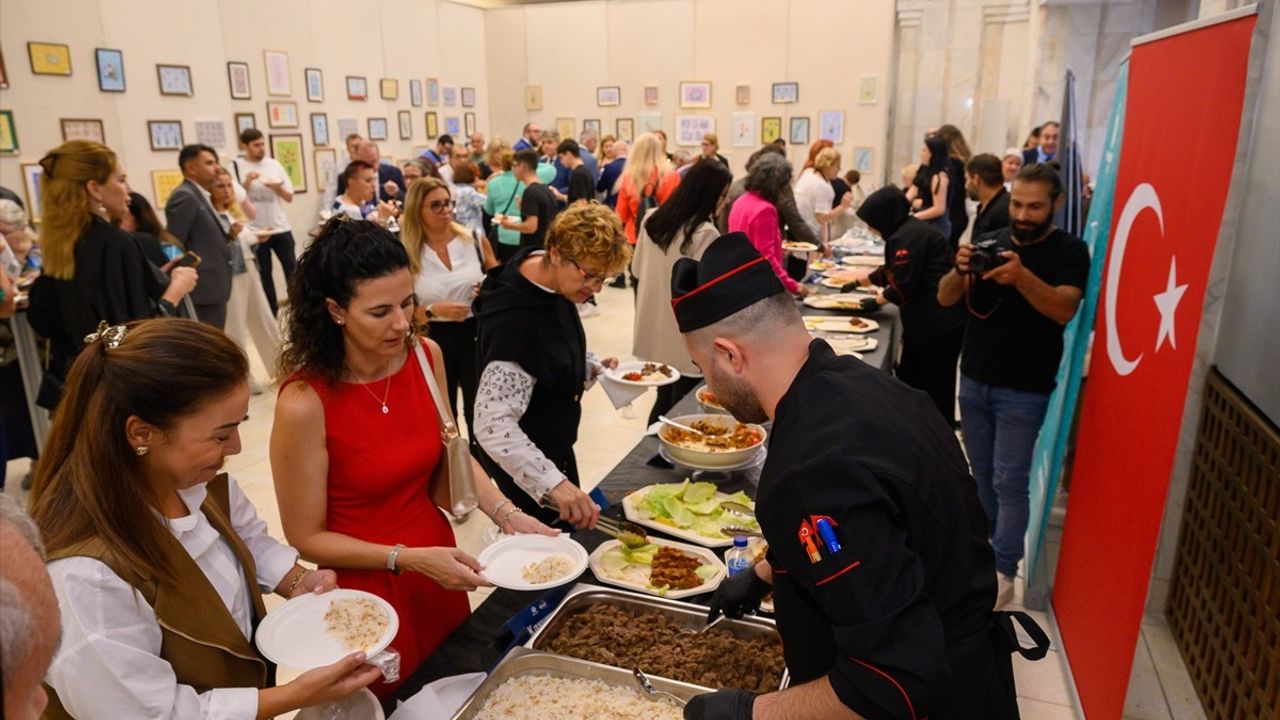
left=657, top=413, right=766, bottom=470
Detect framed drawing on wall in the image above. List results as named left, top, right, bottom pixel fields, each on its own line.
left=314, top=148, right=338, bottom=191
left=445, top=116, right=461, bottom=136
left=266, top=101, right=299, bottom=129
left=425, top=112, right=438, bottom=139
left=270, top=133, right=307, bottom=192
left=336, top=118, right=358, bottom=143
left=730, top=112, right=755, bottom=148
left=789, top=116, right=809, bottom=146
left=639, top=112, right=662, bottom=134
left=95, top=48, right=125, bottom=92
left=60, top=118, right=105, bottom=143
left=0, top=111, right=16, bottom=154
left=226, top=61, right=251, bottom=99
left=235, top=113, right=256, bottom=133
left=761, top=117, right=781, bottom=144
left=27, top=42, right=71, bottom=76
left=524, top=85, right=542, bottom=111
left=20, top=164, right=44, bottom=221
left=675, top=115, right=714, bottom=147
left=409, top=79, right=423, bottom=107
left=853, top=147, right=874, bottom=174
left=346, top=76, right=368, bottom=101
left=735, top=85, right=750, bottom=106
left=311, top=113, right=329, bottom=147
left=771, top=82, right=798, bottom=104
left=644, top=85, right=659, bottom=106
left=427, top=78, right=440, bottom=106
left=367, top=117, right=388, bottom=141
left=380, top=78, right=398, bottom=100
left=156, top=64, right=193, bottom=96
left=615, top=118, right=634, bottom=143
left=556, top=117, right=574, bottom=140
left=464, top=112, right=476, bottom=138
left=819, top=110, right=844, bottom=143
left=858, top=76, right=878, bottom=104
left=596, top=86, right=620, bottom=107
left=0, top=47, right=7, bottom=89
left=194, top=120, right=226, bottom=148
left=461, top=87, right=475, bottom=108
left=264, top=50, right=290, bottom=96
left=147, top=120, right=184, bottom=151
left=442, top=86, right=458, bottom=107
left=398, top=110, right=412, bottom=140
left=679, top=82, right=712, bottom=109
left=150, top=169, right=184, bottom=209
left=583, top=119, right=601, bottom=137
left=305, top=68, right=323, bottom=102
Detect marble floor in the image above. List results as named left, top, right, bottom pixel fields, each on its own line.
left=3, top=284, right=1207, bottom=719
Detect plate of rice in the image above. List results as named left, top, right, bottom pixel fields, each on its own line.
left=473, top=675, right=683, bottom=720
left=256, top=589, right=399, bottom=669
left=477, top=534, right=589, bottom=591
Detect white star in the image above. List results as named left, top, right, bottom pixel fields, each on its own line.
left=1153, top=257, right=1188, bottom=352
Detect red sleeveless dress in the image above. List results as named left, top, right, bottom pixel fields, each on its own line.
left=284, top=341, right=470, bottom=698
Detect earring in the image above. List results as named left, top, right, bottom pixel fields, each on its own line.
left=135, top=446, right=149, bottom=456
left=336, top=319, right=345, bottom=325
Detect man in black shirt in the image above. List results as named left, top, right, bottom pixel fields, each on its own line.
left=966, top=153, right=1011, bottom=241
left=556, top=139, right=596, bottom=205
left=499, top=149, right=557, bottom=251
left=938, top=163, right=1090, bottom=609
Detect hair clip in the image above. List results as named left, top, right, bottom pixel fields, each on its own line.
left=84, top=321, right=129, bottom=349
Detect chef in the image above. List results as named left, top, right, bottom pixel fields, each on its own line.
left=671, top=233, right=1047, bottom=720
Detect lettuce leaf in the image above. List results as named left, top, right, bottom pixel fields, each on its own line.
left=694, top=565, right=719, bottom=580
left=682, top=482, right=718, bottom=504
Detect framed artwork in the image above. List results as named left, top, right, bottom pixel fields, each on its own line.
left=194, top=120, right=226, bottom=147
left=616, top=118, right=634, bottom=143
left=150, top=169, right=184, bottom=209
left=771, top=82, right=799, bottom=104
left=264, top=50, right=290, bottom=96
left=367, top=117, right=388, bottom=141
left=336, top=118, right=358, bottom=142
left=398, top=110, right=412, bottom=140
left=156, top=64, right=193, bottom=96
left=0, top=111, right=19, bottom=154
left=314, top=148, right=338, bottom=190
left=556, top=117, right=575, bottom=140
left=409, top=79, right=423, bottom=107
left=789, top=116, right=810, bottom=145
left=380, top=78, right=398, bottom=100
left=311, top=113, right=329, bottom=147
left=583, top=119, right=601, bottom=137
left=0, top=47, right=7, bottom=88
left=427, top=78, right=440, bottom=106
left=761, top=116, right=782, bottom=144
left=226, top=61, right=251, bottom=99
left=305, top=67, right=323, bottom=102
left=147, top=120, right=184, bottom=151
left=445, top=116, right=461, bottom=136
left=730, top=112, right=756, bottom=148
left=853, top=146, right=874, bottom=174
left=639, top=112, right=663, bottom=134
left=442, top=86, right=458, bottom=107
left=346, top=76, right=368, bottom=101
left=20, top=164, right=43, bottom=221
left=524, top=85, right=542, bottom=111
left=235, top=113, right=256, bottom=133
left=27, top=42, right=71, bottom=76
left=269, top=134, right=307, bottom=192
left=679, top=81, right=712, bottom=109
left=425, top=112, right=438, bottom=139
left=95, top=49, right=125, bottom=92
left=818, top=110, right=844, bottom=143
left=461, top=87, right=475, bottom=108
left=596, top=86, right=620, bottom=107
left=675, top=115, right=715, bottom=147
left=644, top=85, right=659, bottom=106
left=735, top=85, right=750, bottom=106
left=858, top=76, right=878, bottom=104
left=464, top=112, right=476, bottom=137
left=60, top=118, right=105, bottom=143
left=266, top=101, right=299, bottom=128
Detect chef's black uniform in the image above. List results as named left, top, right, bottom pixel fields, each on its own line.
left=757, top=339, right=1021, bottom=719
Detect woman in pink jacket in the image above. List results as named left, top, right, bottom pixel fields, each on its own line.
left=727, top=152, right=807, bottom=297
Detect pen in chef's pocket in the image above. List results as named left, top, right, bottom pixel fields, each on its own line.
left=814, top=518, right=842, bottom=555
left=798, top=519, right=822, bottom=563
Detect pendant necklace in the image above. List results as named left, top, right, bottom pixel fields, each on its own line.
left=350, top=366, right=393, bottom=414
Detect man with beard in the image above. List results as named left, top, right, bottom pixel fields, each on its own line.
left=937, top=162, right=1090, bottom=609
left=675, top=234, right=1045, bottom=720
left=965, top=153, right=1011, bottom=241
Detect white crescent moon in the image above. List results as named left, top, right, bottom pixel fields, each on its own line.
left=1106, top=183, right=1163, bottom=376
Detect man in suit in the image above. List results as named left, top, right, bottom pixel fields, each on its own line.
left=336, top=140, right=405, bottom=203
left=166, top=145, right=233, bottom=329
left=512, top=122, right=540, bottom=152
left=1022, top=121, right=1059, bottom=165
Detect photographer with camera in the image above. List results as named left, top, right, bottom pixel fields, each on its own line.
left=937, top=163, right=1090, bottom=609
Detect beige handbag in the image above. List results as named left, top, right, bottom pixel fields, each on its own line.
left=413, top=341, right=479, bottom=520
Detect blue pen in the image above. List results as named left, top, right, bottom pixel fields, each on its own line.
left=814, top=518, right=842, bottom=554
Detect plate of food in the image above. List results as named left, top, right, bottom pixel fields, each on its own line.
left=256, top=588, right=399, bottom=669
left=819, top=276, right=859, bottom=290
left=809, top=259, right=837, bottom=272
left=803, top=316, right=880, bottom=333
left=477, top=534, right=589, bottom=591
left=623, top=480, right=761, bottom=548
left=606, top=361, right=682, bottom=387
left=825, top=335, right=878, bottom=355
left=840, top=254, right=884, bottom=267
left=802, top=292, right=874, bottom=311
left=253, top=226, right=282, bottom=236
left=658, top=414, right=766, bottom=469
left=695, top=385, right=727, bottom=412
left=590, top=537, right=727, bottom=599
left=782, top=241, right=820, bottom=253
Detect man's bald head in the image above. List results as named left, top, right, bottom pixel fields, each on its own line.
left=354, top=140, right=380, bottom=165
left=1, top=497, right=60, bottom=720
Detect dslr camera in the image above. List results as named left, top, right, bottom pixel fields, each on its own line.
left=967, top=238, right=1008, bottom=275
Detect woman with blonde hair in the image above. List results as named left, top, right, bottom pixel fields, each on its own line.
left=26, top=140, right=197, bottom=410
left=793, top=147, right=853, bottom=239
left=616, top=133, right=680, bottom=292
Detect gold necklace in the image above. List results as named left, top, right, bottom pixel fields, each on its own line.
left=349, top=366, right=393, bottom=414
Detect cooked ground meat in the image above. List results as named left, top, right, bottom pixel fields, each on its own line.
left=541, top=603, right=785, bottom=692
left=649, top=547, right=704, bottom=590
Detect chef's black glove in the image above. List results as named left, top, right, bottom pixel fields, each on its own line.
left=684, top=689, right=758, bottom=720
left=839, top=280, right=862, bottom=293
left=858, top=296, right=880, bottom=312
left=706, top=567, right=771, bottom=623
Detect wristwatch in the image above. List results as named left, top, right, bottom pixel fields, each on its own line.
left=425, top=304, right=435, bottom=320
left=387, top=544, right=406, bottom=574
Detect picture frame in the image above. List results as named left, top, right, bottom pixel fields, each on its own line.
left=858, top=76, right=878, bottom=105
left=380, top=78, right=398, bottom=101
left=789, top=116, right=809, bottom=146
left=147, top=120, right=184, bottom=151
left=266, top=101, right=299, bottom=129
left=730, top=112, right=756, bottom=148
left=235, top=113, right=256, bottom=133
left=305, top=67, right=323, bottom=102
left=427, top=78, right=440, bottom=106
left=771, top=82, right=799, bottom=105
left=398, top=110, right=412, bottom=141
left=0, top=111, right=19, bottom=153
left=264, top=50, right=290, bottom=96
left=675, top=115, right=714, bottom=147
left=95, top=48, right=125, bottom=92
left=346, top=76, right=368, bottom=101
left=409, top=79, right=423, bottom=107
left=818, top=110, right=844, bottom=143
left=679, top=81, right=712, bottom=109
left=583, top=119, right=602, bottom=137
left=639, top=112, right=663, bottom=134
left=853, top=146, right=874, bottom=174
left=425, top=112, right=438, bottom=139
left=269, top=133, right=307, bottom=192
left=644, top=85, right=659, bottom=106
left=314, top=148, right=338, bottom=191
left=735, top=85, right=750, bottom=106
left=524, top=85, right=542, bottom=111
left=615, top=118, right=634, bottom=143
left=442, top=86, right=458, bottom=107
left=60, top=118, right=105, bottom=144
left=156, top=64, right=193, bottom=97
left=311, top=112, right=329, bottom=147
left=194, top=120, right=226, bottom=148
left=761, top=116, right=782, bottom=145
left=445, top=116, right=461, bottom=136
left=461, top=87, right=475, bottom=108
left=27, top=42, right=71, bottom=76
left=0, top=47, right=8, bottom=89
left=336, top=118, right=358, bottom=143
left=20, top=163, right=43, bottom=221
left=150, top=169, right=184, bottom=209
left=464, top=112, right=476, bottom=138
left=367, top=117, right=388, bottom=142
left=556, top=117, right=575, bottom=140
left=227, top=61, right=251, bottom=100
left=596, top=86, right=620, bottom=107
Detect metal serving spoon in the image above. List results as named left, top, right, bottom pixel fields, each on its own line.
left=658, top=415, right=705, bottom=435
left=721, top=526, right=764, bottom=538
left=633, top=667, right=687, bottom=708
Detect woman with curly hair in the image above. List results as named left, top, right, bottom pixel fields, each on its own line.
left=269, top=218, right=554, bottom=699
left=473, top=203, right=631, bottom=529
left=727, top=152, right=806, bottom=296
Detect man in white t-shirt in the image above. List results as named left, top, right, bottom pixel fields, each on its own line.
left=233, top=128, right=295, bottom=316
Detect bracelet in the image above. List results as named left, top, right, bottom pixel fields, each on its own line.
left=499, top=507, right=524, bottom=532
left=490, top=498, right=513, bottom=520
left=286, top=568, right=307, bottom=596
left=387, top=543, right=406, bottom=574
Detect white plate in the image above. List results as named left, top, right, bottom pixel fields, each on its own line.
left=253, top=227, right=281, bottom=236
left=809, top=260, right=838, bottom=272
left=606, top=360, right=682, bottom=387
left=841, top=254, right=884, bottom=267
left=759, top=596, right=775, bottom=614
left=656, top=444, right=767, bottom=473
left=477, top=534, right=589, bottom=591
left=825, top=336, right=878, bottom=355
left=820, top=277, right=859, bottom=289
left=589, top=538, right=727, bottom=599
left=802, top=293, right=874, bottom=311
left=256, top=589, right=399, bottom=670
left=782, top=241, right=819, bottom=253
left=623, top=483, right=761, bottom=548
left=803, top=316, right=880, bottom=333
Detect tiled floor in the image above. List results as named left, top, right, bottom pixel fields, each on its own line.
left=3, top=284, right=1207, bottom=719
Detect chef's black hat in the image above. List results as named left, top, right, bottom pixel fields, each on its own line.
left=670, top=232, right=786, bottom=333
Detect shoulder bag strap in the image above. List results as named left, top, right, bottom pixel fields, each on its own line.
left=501, top=184, right=519, bottom=215
left=412, top=340, right=457, bottom=441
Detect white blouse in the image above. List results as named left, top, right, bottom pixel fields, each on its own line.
left=794, top=168, right=836, bottom=237
left=45, top=477, right=298, bottom=720
left=414, top=236, right=486, bottom=320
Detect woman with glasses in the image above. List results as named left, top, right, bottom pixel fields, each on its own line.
left=400, top=177, right=497, bottom=453
left=473, top=203, right=630, bottom=529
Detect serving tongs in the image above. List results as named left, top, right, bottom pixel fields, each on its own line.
left=539, top=497, right=650, bottom=548
left=633, top=667, right=688, bottom=708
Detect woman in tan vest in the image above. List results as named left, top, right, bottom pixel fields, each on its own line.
left=28, top=318, right=381, bottom=719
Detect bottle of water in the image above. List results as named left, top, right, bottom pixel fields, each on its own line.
left=725, top=536, right=752, bottom=577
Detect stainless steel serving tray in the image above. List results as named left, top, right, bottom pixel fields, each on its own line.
left=450, top=647, right=702, bottom=719
left=525, top=582, right=789, bottom=691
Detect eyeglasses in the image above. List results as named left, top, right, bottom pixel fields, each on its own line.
left=428, top=200, right=456, bottom=212
left=568, top=259, right=608, bottom=289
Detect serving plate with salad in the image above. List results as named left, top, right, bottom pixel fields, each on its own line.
left=622, top=480, right=760, bottom=548
left=588, top=537, right=726, bottom=599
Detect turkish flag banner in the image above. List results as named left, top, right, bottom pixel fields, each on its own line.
left=1053, top=14, right=1256, bottom=719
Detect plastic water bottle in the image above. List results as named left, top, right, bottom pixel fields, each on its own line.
left=725, top=536, right=752, bottom=577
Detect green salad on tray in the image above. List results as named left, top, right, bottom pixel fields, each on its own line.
left=631, top=480, right=760, bottom=539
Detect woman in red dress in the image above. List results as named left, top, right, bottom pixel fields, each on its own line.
left=271, top=218, right=555, bottom=699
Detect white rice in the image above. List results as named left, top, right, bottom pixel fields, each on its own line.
left=521, top=554, right=573, bottom=584
left=474, top=675, right=683, bottom=720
